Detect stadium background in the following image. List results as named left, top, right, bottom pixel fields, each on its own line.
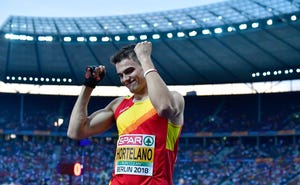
left=0, top=0, right=300, bottom=184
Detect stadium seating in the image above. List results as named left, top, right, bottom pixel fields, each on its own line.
left=0, top=92, right=299, bottom=184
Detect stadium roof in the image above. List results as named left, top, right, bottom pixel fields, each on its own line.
left=0, top=0, right=300, bottom=86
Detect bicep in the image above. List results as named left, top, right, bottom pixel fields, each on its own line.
left=83, top=97, right=123, bottom=137
left=86, top=108, right=115, bottom=134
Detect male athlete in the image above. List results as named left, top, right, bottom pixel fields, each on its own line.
left=67, top=41, right=185, bottom=185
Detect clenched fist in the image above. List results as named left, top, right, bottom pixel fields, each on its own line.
left=83, top=65, right=106, bottom=88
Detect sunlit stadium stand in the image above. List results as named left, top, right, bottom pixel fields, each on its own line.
left=1, top=0, right=299, bottom=35
left=0, top=0, right=300, bottom=86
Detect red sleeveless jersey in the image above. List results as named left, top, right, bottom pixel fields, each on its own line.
left=109, top=96, right=182, bottom=185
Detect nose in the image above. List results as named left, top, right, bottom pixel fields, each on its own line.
left=121, top=74, right=130, bottom=84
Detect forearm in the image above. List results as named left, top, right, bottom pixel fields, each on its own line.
left=135, top=41, right=179, bottom=118
left=67, top=86, right=93, bottom=139
left=141, top=57, right=176, bottom=117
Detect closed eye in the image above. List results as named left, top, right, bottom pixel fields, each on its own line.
left=117, top=67, right=135, bottom=78
left=124, top=67, right=135, bottom=75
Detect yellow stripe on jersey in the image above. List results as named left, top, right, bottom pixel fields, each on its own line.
left=117, top=98, right=157, bottom=135
left=166, top=122, right=182, bottom=151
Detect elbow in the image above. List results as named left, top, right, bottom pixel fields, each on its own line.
left=67, top=129, right=83, bottom=140
left=67, top=130, right=77, bottom=140
left=156, top=105, right=177, bottom=118
left=154, top=92, right=184, bottom=119
left=67, top=118, right=88, bottom=140
left=156, top=98, right=183, bottom=119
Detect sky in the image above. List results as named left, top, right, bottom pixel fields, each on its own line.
left=0, top=0, right=226, bottom=26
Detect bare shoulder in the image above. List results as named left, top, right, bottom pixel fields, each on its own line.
left=170, top=91, right=185, bottom=125
left=171, top=91, right=185, bottom=104
left=106, top=96, right=126, bottom=111
left=171, top=90, right=183, bottom=97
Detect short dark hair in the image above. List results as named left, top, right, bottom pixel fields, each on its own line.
left=110, top=44, right=140, bottom=64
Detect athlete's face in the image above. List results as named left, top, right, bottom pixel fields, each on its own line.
left=116, top=58, right=146, bottom=94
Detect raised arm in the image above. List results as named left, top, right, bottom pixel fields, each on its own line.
left=134, top=42, right=185, bottom=125
left=67, top=66, right=122, bottom=139
left=67, top=87, right=121, bottom=139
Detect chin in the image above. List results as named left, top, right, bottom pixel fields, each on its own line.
left=127, top=83, right=138, bottom=92
left=129, top=87, right=142, bottom=94
left=126, top=86, right=135, bottom=93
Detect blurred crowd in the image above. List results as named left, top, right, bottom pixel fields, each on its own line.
left=0, top=92, right=299, bottom=133
left=0, top=92, right=300, bottom=184
left=0, top=135, right=299, bottom=185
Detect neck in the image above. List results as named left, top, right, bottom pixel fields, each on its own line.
left=133, top=95, right=148, bottom=102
